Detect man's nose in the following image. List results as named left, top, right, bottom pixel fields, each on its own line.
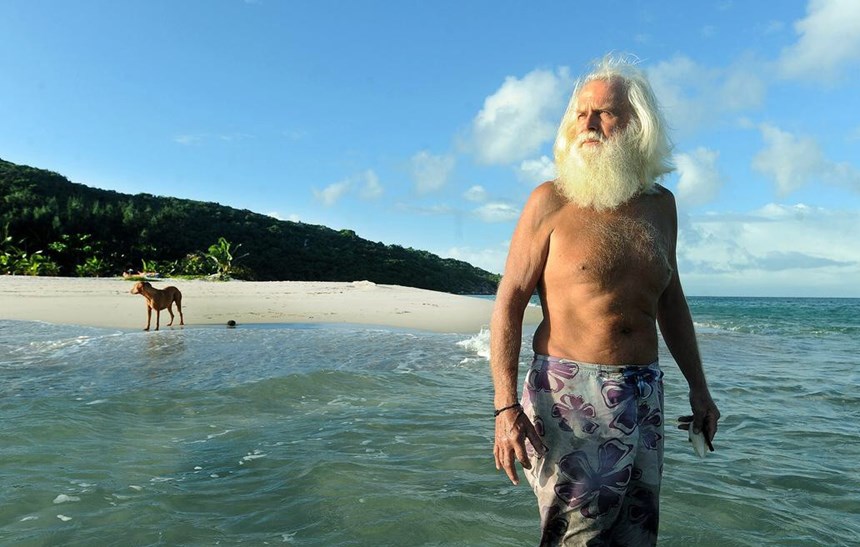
left=585, top=111, right=600, bottom=132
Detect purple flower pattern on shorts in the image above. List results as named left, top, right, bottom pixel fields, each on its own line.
left=527, top=359, right=579, bottom=393
left=601, top=380, right=639, bottom=435
left=601, top=367, right=662, bottom=437
left=626, top=485, right=660, bottom=536
left=554, top=438, right=634, bottom=518
left=522, top=358, right=663, bottom=544
left=638, top=403, right=663, bottom=450
left=551, top=394, right=599, bottom=434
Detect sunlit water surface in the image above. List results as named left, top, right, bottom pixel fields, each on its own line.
left=1, top=297, right=858, bottom=545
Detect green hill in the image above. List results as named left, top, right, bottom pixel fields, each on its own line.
left=0, top=158, right=500, bottom=294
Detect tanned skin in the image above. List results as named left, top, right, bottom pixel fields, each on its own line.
left=490, top=80, right=719, bottom=485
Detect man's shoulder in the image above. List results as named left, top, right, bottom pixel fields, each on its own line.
left=648, top=183, right=674, bottom=199
left=644, top=183, right=677, bottom=209
left=527, top=180, right=568, bottom=212
left=532, top=180, right=564, bottom=198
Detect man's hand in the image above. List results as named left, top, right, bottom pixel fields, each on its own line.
left=678, top=389, right=720, bottom=452
left=493, top=409, right=547, bottom=485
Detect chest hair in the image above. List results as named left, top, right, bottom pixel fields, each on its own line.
left=577, top=215, right=670, bottom=286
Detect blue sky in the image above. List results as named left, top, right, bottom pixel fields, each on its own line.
left=2, top=0, right=859, bottom=297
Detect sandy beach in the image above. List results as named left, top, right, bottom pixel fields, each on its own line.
left=0, top=276, right=542, bottom=333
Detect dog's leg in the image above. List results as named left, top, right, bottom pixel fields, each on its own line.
left=145, top=306, right=152, bottom=331
left=155, top=308, right=161, bottom=331
left=176, top=294, right=184, bottom=326
left=166, top=304, right=175, bottom=327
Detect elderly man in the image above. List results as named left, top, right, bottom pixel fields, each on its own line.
left=490, top=56, right=720, bottom=546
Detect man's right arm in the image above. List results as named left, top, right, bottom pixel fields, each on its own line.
left=490, top=181, right=560, bottom=484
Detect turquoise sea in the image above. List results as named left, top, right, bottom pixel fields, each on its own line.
left=1, top=296, right=858, bottom=546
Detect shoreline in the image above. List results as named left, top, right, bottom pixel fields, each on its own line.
left=0, top=276, right=542, bottom=334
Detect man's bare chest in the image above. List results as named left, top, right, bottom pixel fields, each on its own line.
left=545, top=214, right=671, bottom=286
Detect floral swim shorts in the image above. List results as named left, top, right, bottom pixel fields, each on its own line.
left=521, top=354, right=664, bottom=546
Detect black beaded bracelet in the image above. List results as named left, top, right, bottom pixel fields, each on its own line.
left=493, top=403, right=522, bottom=417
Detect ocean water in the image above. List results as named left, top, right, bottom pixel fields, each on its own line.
left=1, top=297, right=858, bottom=546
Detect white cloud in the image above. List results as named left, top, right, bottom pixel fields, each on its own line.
left=518, top=155, right=556, bottom=185
left=314, top=170, right=384, bottom=206
left=472, top=202, right=520, bottom=223
left=463, top=185, right=489, bottom=202
left=313, top=179, right=351, bottom=206
left=445, top=243, right=510, bottom=275
left=471, top=67, right=572, bottom=165
left=217, top=133, right=253, bottom=142
left=679, top=204, right=860, bottom=296
left=752, top=123, right=860, bottom=195
left=173, top=132, right=252, bottom=145
left=267, top=212, right=303, bottom=222
left=393, top=202, right=454, bottom=216
left=411, top=151, right=455, bottom=194
left=648, top=55, right=766, bottom=136
left=753, top=125, right=821, bottom=195
left=717, top=61, right=768, bottom=112
left=778, top=0, right=860, bottom=81
left=648, top=56, right=712, bottom=132
left=674, top=148, right=724, bottom=208
left=174, top=134, right=203, bottom=146
left=282, top=129, right=307, bottom=142
left=359, top=169, right=383, bottom=199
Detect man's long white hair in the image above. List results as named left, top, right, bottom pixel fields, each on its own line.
left=553, top=55, right=674, bottom=189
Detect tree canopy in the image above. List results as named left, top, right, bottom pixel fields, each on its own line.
left=0, top=158, right=500, bottom=294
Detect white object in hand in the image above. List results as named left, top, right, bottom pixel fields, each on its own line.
left=689, top=428, right=707, bottom=458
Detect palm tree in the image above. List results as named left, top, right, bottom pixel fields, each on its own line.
left=206, top=237, right=244, bottom=279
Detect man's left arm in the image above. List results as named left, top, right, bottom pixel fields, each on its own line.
left=657, top=274, right=720, bottom=448
left=656, top=191, right=720, bottom=449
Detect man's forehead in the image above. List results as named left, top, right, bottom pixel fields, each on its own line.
left=576, top=79, right=629, bottom=109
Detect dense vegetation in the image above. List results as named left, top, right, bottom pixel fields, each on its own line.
left=0, top=158, right=500, bottom=294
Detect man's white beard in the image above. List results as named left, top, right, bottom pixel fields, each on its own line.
left=555, top=127, right=652, bottom=210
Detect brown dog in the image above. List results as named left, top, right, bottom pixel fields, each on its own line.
left=130, top=281, right=184, bottom=331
